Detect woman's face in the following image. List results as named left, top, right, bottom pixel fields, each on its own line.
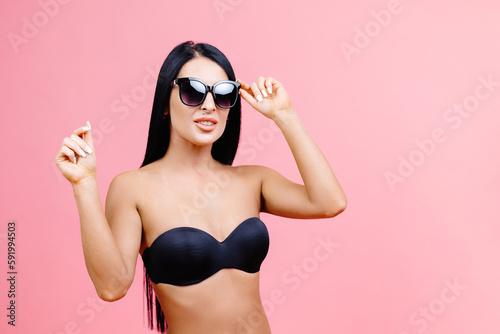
left=168, top=57, right=231, bottom=148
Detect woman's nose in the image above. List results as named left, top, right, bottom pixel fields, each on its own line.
left=201, top=91, right=216, bottom=111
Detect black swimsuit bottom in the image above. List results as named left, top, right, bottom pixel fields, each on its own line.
left=141, top=217, right=269, bottom=286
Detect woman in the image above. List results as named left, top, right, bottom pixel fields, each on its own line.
left=55, top=41, right=347, bottom=333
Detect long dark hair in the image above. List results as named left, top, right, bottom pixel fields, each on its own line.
left=139, top=41, right=241, bottom=332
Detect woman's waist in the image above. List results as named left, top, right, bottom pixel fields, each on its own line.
left=157, top=269, right=260, bottom=304
left=165, top=299, right=270, bottom=334
left=155, top=269, right=266, bottom=319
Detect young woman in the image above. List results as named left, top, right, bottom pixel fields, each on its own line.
left=55, top=41, right=347, bottom=333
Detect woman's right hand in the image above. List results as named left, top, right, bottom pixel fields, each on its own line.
left=55, top=121, right=97, bottom=185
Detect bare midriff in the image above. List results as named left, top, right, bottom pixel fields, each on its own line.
left=153, top=269, right=271, bottom=333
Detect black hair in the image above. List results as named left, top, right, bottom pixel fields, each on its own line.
left=139, top=41, right=241, bottom=332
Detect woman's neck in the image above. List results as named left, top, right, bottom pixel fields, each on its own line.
left=157, top=135, right=219, bottom=174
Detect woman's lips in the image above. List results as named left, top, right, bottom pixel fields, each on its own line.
left=194, top=117, right=218, bottom=132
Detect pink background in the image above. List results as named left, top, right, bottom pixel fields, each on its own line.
left=1, top=0, right=500, bottom=333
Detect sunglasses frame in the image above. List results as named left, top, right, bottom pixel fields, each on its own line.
left=171, top=77, right=241, bottom=109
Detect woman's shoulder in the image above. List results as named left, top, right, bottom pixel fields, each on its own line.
left=109, top=169, right=143, bottom=191
left=231, top=164, right=275, bottom=178
left=104, top=170, right=144, bottom=211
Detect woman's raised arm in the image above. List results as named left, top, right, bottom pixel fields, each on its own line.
left=55, top=123, right=142, bottom=301
left=238, top=77, right=347, bottom=219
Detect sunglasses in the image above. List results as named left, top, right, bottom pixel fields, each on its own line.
left=171, top=77, right=241, bottom=109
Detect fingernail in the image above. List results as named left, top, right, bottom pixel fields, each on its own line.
left=87, top=121, right=92, bottom=130
left=73, top=157, right=77, bottom=164
left=82, top=127, right=89, bottom=131
left=267, top=87, right=272, bottom=94
left=261, top=89, right=268, bottom=97
left=79, top=149, right=87, bottom=157
left=257, top=95, right=263, bottom=102
left=84, top=145, right=93, bottom=154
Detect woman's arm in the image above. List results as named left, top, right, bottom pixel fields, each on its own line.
left=55, top=123, right=141, bottom=301
left=73, top=173, right=142, bottom=301
left=238, top=77, right=347, bottom=219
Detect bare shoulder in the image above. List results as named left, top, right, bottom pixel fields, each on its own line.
left=107, top=169, right=143, bottom=202
left=231, top=165, right=281, bottom=190
left=233, top=164, right=277, bottom=178
left=111, top=169, right=142, bottom=186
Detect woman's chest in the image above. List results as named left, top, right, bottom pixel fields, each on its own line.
left=136, top=167, right=262, bottom=250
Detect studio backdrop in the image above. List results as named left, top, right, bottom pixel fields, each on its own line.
left=1, top=0, right=499, bottom=333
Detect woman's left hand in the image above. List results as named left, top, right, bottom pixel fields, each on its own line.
left=237, top=77, right=293, bottom=120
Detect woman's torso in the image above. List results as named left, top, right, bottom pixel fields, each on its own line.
left=135, top=162, right=272, bottom=333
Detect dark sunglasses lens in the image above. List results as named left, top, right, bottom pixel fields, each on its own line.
left=214, top=83, right=238, bottom=108
left=180, top=80, right=206, bottom=106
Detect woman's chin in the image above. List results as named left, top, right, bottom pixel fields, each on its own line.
left=190, top=133, right=223, bottom=147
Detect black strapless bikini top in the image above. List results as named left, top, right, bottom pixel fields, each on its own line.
left=141, top=217, right=269, bottom=286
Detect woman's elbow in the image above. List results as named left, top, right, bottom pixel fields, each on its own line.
left=321, top=198, right=347, bottom=218
left=97, top=287, right=128, bottom=302
left=95, top=279, right=131, bottom=302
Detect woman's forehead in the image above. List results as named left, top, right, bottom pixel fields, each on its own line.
left=177, top=57, right=229, bottom=84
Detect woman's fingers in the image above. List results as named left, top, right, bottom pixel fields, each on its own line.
left=59, top=145, right=78, bottom=164
left=248, top=82, right=261, bottom=102
left=55, top=121, right=97, bottom=184
left=257, top=76, right=268, bottom=98
left=67, top=134, right=87, bottom=156
left=237, top=77, right=288, bottom=117
left=73, top=122, right=93, bottom=153
left=237, top=79, right=258, bottom=105
left=237, top=79, right=251, bottom=90
left=238, top=78, right=263, bottom=100
left=265, top=77, right=274, bottom=94
left=238, top=77, right=277, bottom=99
left=59, top=121, right=93, bottom=163
left=239, top=86, right=259, bottom=109
left=73, top=121, right=93, bottom=148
